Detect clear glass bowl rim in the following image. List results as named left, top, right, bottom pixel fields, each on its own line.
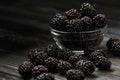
left=51, top=25, right=107, bottom=34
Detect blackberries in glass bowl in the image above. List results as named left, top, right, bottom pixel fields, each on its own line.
left=50, top=3, right=107, bottom=51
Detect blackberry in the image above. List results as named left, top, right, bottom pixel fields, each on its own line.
left=65, top=8, right=80, bottom=19
left=65, top=19, right=83, bottom=32
left=35, top=73, right=55, bottom=80
left=66, top=69, right=85, bottom=80
left=44, top=57, right=59, bottom=72
left=92, top=56, right=111, bottom=70
left=80, top=3, right=97, bottom=18
left=68, top=54, right=89, bottom=66
left=106, top=38, right=120, bottom=56
left=33, top=52, right=48, bottom=66
left=31, top=65, right=48, bottom=78
left=75, top=60, right=95, bottom=76
left=45, top=44, right=60, bottom=58
left=57, top=60, right=73, bottom=75
left=81, top=16, right=92, bottom=31
left=89, top=49, right=108, bottom=61
left=51, top=13, right=68, bottom=31
left=27, top=49, right=44, bottom=62
left=57, top=49, right=75, bottom=61
left=93, top=14, right=106, bottom=28
left=18, top=61, right=34, bottom=78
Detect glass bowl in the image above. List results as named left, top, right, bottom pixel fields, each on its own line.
left=51, top=25, right=107, bottom=53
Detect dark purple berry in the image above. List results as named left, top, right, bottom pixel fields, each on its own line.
left=18, top=61, right=34, bottom=78
left=44, top=57, right=59, bottom=72
left=106, top=38, right=120, bottom=56
left=57, top=60, right=73, bottom=75
left=93, top=14, right=106, bottom=28
left=81, top=16, right=92, bottom=31
left=75, top=60, right=95, bottom=76
left=51, top=13, right=68, bottom=31
left=33, top=52, right=48, bottom=66
left=66, top=69, right=85, bottom=80
left=45, top=44, right=60, bottom=58
left=80, top=3, right=97, bottom=18
left=65, top=19, right=83, bottom=32
left=57, top=49, right=75, bottom=61
left=89, top=49, right=108, bottom=61
left=27, top=49, right=44, bottom=62
left=65, top=8, right=80, bottom=19
left=68, top=54, right=89, bottom=66
left=31, top=65, right=48, bottom=78
left=35, top=73, right=55, bottom=80
left=92, top=56, right=111, bottom=70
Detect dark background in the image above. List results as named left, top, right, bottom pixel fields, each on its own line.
left=0, top=0, right=120, bottom=51
left=0, top=0, right=120, bottom=66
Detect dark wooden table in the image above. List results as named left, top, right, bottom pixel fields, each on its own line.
left=0, top=0, right=120, bottom=80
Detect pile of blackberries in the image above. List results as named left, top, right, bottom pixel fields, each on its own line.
left=18, top=43, right=112, bottom=80
left=51, top=3, right=107, bottom=32
left=18, top=2, right=120, bottom=80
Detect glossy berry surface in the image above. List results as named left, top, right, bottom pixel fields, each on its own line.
left=31, top=65, right=48, bottom=78
left=75, top=60, right=95, bottom=76
left=66, top=69, right=85, bottom=80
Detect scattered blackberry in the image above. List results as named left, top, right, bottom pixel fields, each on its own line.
left=35, top=73, right=55, bottom=80
left=89, top=49, right=108, bottom=61
left=44, top=57, right=59, bottom=72
left=65, top=19, right=83, bottom=32
left=33, top=52, right=48, bottom=66
left=18, top=61, right=34, bottom=78
left=75, top=60, right=95, bottom=76
left=106, top=38, right=120, bottom=56
left=57, top=49, right=75, bottom=61
left=45, top=44, right=60, bottom=58
left=27, top=49, right=43, bottom=62
left=92, top=56, right=111, bottom=70
left=93, top=14, right=106, bottom=28
left=68, top=54, right=89, bottom=66
left=65, top=8, right=80, bottom=19
left=66, top=69, right=85, bottom=80
left=31, top=65, right=48, bottom=78
left=81, top=16, right=92, bottom=31
left=57, top=60, right=73, bottom=75
left=51, top=13, right=68, bottom=31
left=80, top=3, right=97, bottom=18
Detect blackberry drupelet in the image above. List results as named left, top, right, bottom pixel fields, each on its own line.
left=66, top=69, right=85, bottom=80
left=65, top=19, right=83, bottom=32
left=93, top=14, right=106, bottom=28
left=51, top=13, right=68, bottom=31
left=18, top=61, right=34, bottom=78
left=106, top=38, right=120, bottom=56
left=68, top=54, right=89, bottom=66
left=35, top=73, right=55, bottom=80
left=27, top=49, right=43, bottom=62
left=89, top=49, right=108, bottom=61
left=92, top=56, right=111, bottom=70
left=80, top=3, right=97, bottom=18
left=75, top=60, right=95, bottom=76
left=81, top=16, right=92, bottom=31
left=65, top=8, right=80, bottom=19
left=57, top=49, right=75, bottom=61
left=44, top=57, right=59, bottom=72
left=57, top=60, right=73, bottom=75
left=31, top=65, right=48, bottom=78
left=33, top=52, right=48, bottom=66
left=45, top=44, right=60, bottom=58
